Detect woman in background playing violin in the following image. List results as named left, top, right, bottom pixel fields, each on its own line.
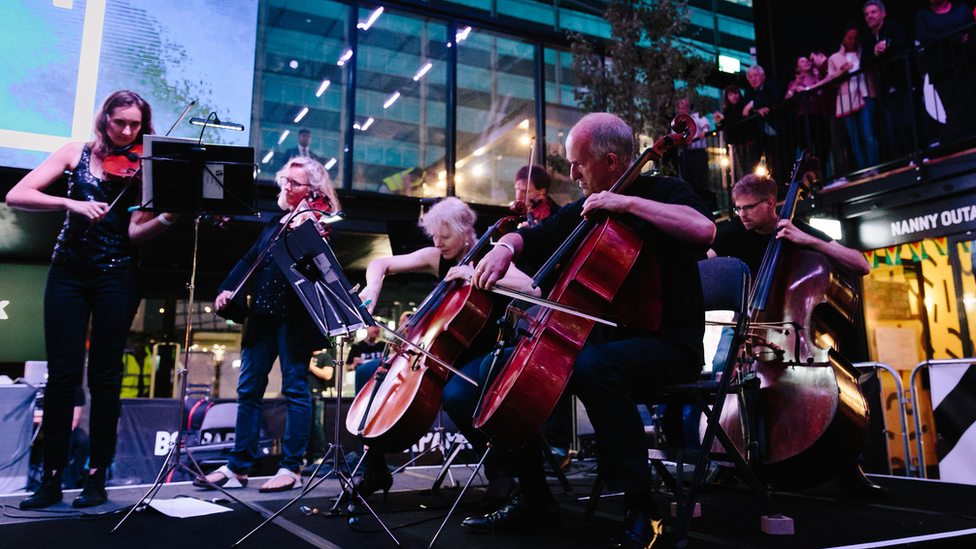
left=8, top=90, right=178, bottom=509
left=200, top=157, right=339, bottom=493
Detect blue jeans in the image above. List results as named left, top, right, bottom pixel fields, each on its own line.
left=355, top=358, right=382, bottom=394
left=43, top=265, right=140, bottom=471
left=228, top=315, right=312, bottom=474
left=842, top=98, right=879, bottom=170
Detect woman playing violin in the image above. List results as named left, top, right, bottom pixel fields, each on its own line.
left=8, top=90, right=178, bottom=509
left=200, top=157, right=340, bottom=493
left=351, top=197, right=537, bottom=504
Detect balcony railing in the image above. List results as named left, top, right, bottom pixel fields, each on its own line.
left=697, top=21, right=976, bottom=215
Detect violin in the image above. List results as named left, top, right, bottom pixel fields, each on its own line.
left=473, top=115, right=697, bottom=449
left=103, top=143, right=143, bottom=181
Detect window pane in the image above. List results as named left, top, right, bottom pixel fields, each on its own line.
left=455, top=28, right=536, bottom=206
left=254, top=0, right=349, bottom=186
left=543, top=46, right=584, bottom=206
left=353, top=6, right=447, bottom=197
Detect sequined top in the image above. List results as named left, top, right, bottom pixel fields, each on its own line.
left=251, top=251, right=289, bottom=316
left=51, top=146, right=134, bottom=269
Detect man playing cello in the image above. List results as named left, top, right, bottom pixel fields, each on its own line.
left=457, top=113, right=716, bottom=548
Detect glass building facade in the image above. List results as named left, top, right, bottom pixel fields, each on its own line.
left=252, top=0, right=755, bottom=208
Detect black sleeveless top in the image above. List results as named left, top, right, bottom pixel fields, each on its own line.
left=52, top=146, right=134, bottom=270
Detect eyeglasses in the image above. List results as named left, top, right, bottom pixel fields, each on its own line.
left=733, top=200, right=765, bottom=215
left=277, top=176, right=309, bottom=189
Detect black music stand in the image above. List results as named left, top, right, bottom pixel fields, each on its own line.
left=140, top=135, right=257, bottom=216
left=233, top=222, right=400, bottom=547
left=113, top=140, right=260, bottom=534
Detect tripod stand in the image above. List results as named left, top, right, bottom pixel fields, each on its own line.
left=231, top=221, right=399, bottom=546
left=113, top=216, right=258, bottom=533
left=233, top=335, right=399, bottom=547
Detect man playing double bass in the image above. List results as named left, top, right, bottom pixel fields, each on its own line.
left=707, top=174, right=869, bottom=279
left=460, top=113, right=716, bottom=548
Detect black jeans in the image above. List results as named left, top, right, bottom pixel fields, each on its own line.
left=442, top=337, right=700, bottom=496
left=42, top=265, right=139, bottom=471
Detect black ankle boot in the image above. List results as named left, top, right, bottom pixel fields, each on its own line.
left=73, top=468, right=108, bottom=508
left=20, top=471, right=63, bottom=510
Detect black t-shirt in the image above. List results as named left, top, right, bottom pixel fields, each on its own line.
left=345, top=339, right=386, bottom=366
left=308, top=351, right=335, bottom=395
left=710, top=216, right=832, bottom=281
left=517, top=175, right=713, bottom=364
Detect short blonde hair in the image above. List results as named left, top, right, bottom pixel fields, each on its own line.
left=419, top=197, right=476, bottom=241
left=732, top=174, right=777, bottom=202
left=276, top=156, right=341, bottom=212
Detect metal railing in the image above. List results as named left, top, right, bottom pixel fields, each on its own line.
left=699, top=21, right=976, bottom=215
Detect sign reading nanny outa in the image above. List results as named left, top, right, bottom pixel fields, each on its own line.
left=858, top=197, right=976, bottom=249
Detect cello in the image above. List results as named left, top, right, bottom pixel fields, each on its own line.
left=720, top=154, right=870, bottom=488
left=473, top=115, right=697, bottom=449
left=345, top=212, right=524, bottom=453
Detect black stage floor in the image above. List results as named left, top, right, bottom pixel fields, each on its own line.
left=3, top=463, right=976, bottom=549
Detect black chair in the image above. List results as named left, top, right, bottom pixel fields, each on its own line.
left=582, top=257, right=791, bottom=547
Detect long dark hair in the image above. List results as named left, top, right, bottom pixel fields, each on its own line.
left=92, top=90, right=154, bottom=157
left=722, top=85, right=741, bottom=110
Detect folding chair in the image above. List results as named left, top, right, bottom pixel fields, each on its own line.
left=583, top=257, right=791, bottom=547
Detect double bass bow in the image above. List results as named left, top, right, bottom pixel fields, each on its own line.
left=344, top=211, right=525, bottom=453
left=721, top=152, right=870, bottom=487
left=472, top=115, right=697, bottom=449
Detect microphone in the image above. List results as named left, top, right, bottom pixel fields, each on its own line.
left=189, top=116, right=245, bottom=131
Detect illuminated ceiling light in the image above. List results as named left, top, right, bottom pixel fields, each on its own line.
left=357, top=6, right=384, bottom=30
left=337, top=49, right=353, bottom=66
left=353, top=122, right=361, bottom=130
left=455, top=174, right=463, bottom=183
left=436, top=180, right=446, bottom=189
left=325, top=158, right=337, bottom=169
left=413, top=62, right=433, bottom=81
left=289, top=60, right=299, bottom=69
left=261, top=151, right=274, bottom=164
left=520, top=135, right=531, bottom=146
left=518, top=119, right=530, bottom=129
left=361, top=117, right=374, bottom=131
left=204, top=306, right=212, bottom=313
left=438, top=170, right=446, bottom=180
left=718, top=54, right=741, bottom=74
left=473, top=146, right=486, bottom=156
left=294, top=107, right=309, bottom=123
left=315, top=79, right=331, bottom=97
left=808, top=218, right=843, bottom=240
left=473, top=165, right=484, bottom=176
left=277, top=129, right=290, bottom=145
left=457, top=26, right=471, bottom=42
left=383, top=91, right=401, bottom=109
left=720, top=156, right=729, bottom=167
left=158, top=308, right=165, bottom=313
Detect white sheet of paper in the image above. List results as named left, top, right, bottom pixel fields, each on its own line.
left=148, top=498, right=233, bottom=518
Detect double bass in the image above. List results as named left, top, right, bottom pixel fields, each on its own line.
left=473, top=116, right=697, bottom=449
left=345, top=213, right=524, bottom=453
left=720, top=154, right=870, bottom=488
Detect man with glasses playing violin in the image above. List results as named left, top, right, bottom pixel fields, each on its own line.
left=708, top=174, right=869, bottom=280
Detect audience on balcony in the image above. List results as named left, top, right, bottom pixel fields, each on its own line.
left=828, top=23, right=880, bottom=174
left=785, top=56, right=831, bottom=163
left=915, top=0, right=975, bottom=145
left=862, top=1, right=914, bottom=159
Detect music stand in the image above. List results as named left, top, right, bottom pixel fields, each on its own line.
left=233, top=222, right=400, bottom=547
left=141, top=135, right=257, bottom=216
left=113, top=138, right=260, bottom=534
